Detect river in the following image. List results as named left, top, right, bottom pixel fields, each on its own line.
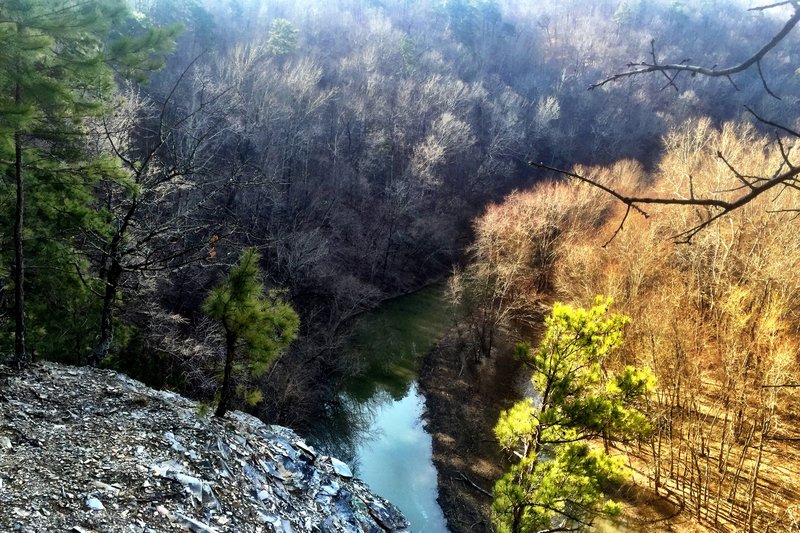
left=308, top=283, right=453, bottom=533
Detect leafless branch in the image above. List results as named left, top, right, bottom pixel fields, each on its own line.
left=775, top=137, right=796, bottom=169
left=529, top=161, right=650, bottom=217
left=529, top=160, right=800, bottom=243
left=749, top=1, right=793, bottom=11
left=602, top=205, right=631, bottom=248
left=589, top=2, right=800, bottom=91
left=716, top=152, right=759, bottom=190
left=744, top=106, right=800, bottom=139
left=756, top=60, right=780, bottom=99
left=650, top=40, right=680, bottom=93
left=72, top=262, right=104, bottom=298
left=454, top=471, right=493, bottom=498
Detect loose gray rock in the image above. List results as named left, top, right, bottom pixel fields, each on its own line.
left=329, top=457, right=354, bottom=478
left=85, top=497, right=105, bottom=511
left=175, top=512, right=219, bottom=533
left=0, top=362, right=409, bottom=532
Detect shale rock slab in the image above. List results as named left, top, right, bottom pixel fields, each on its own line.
left=0, top=362, right=409, bottom=532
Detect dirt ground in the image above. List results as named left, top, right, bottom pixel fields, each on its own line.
left=418, top=330, right=520, bottom=533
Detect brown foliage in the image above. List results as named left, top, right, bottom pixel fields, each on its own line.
left=476, top=118, right=800, bottom=530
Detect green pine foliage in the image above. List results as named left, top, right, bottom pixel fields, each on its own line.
left=493, top=297, right=655, bottom=533
left=203, top=249, right=299, bottom=417
left=0, top=0, right=177, bottom=363
left=266, top=18, right=299, bottom=57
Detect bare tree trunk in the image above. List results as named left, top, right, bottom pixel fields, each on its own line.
left=215, top=330, right=237, bottom=417
left=746, top=415, right=768, bottom=532
left=728, top=422, right=755, bottom=503
left=88, top=259, right=121, bottom=366
left=89, top=200, right=136, bottom=366
left=12, top=123, right=28, bottom=368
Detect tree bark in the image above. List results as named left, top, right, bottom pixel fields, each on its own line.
left=88, top=259, right=121, bottom=366
left=12, top=116, right=28, bottom=368
left=89, top=200, right=137, bottom=366
left=215, top=329, right=237, bottom=417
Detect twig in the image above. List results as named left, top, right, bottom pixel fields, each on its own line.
left=529, top=160, right=800, bottom=243
left=775, top=136, right=796, bottom=168
left=756, top=60, right=780, bottom=99
left=716, top=152, right=758, bottom=190
left=529, top=161, right=649, bottom=217
left=650, top=40, right=680, bottom=93
left=749, top=1, right=793, bottom=11
left=590, top=1, right=800, bottom=90
left=602, top=204, right=631, bottom=248
left=454, top=471, right=492, bottom=498
left=745, top=105, right=800, bottom=139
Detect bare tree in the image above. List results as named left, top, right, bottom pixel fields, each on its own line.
left=83, top=61, right=230, bottom=365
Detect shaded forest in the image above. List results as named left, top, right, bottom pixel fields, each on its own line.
left=2, top=0, right=800, bottom=529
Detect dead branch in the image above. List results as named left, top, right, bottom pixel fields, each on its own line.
left=529, top=160, right=800, bottom=243
left=749, top=1, right=793, bottom=11
left=602, top=204, right=632, bottom=248
left=745, top=106, right=800, bottom=139
left=454, top=471, right=493, bottom=498
left=589, top=1, right=800, bottom=92
left=529, top=162, right=650, bottom=217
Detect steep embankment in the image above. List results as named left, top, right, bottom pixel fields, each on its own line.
left=0, top=363, right=408, bottom=532
left=418, top=331, right=521, bottom=533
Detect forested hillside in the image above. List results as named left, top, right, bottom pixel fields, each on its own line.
left=461, top=119, right=800, bottom=530
left=2, top=1, right=799, bottom=530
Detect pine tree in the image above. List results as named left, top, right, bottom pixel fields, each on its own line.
left=203, top=249, right=300, bottom=418
left=266, top=19, right=299, bottom=57
left=493, top=297, right=655, bottom=533
left=0, top=0, right=177, bottom=366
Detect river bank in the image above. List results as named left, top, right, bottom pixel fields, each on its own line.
left=418, top=327, right=706, bottom=533
left=418, top=329, right=521, bottom=533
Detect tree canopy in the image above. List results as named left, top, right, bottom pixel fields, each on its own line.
left=493, top=298, right=654, bottom=532
left=203, top=249, right=299, bottom=417
left=0, top=0, right=177, bottom=366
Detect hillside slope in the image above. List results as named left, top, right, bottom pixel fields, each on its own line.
left=0, top=363, right=408, bottom=532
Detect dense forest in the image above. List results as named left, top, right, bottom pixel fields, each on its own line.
left=2, top=0, right=799, bottom=531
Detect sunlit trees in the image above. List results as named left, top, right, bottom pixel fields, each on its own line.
left=267, top=18, right=299, bottom=57
left=550, top=0, right=800, bottom=237
left=411, top=112, right=476, bottom=188
left=455, top=110, right=800, bottom=528
left=450, top=193, right=546, bottom=358
left=451, top=173, right=615, bottom=358
left=498, top=118, right=800, bottom=530
left=493, top=298, right=654, bottom=533
left=203, top=249, right=299, bottom=418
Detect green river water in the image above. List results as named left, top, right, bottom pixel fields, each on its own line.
left=309, top=283, right=454, bottom=533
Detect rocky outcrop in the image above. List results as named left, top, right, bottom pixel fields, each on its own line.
left=0, top=363, right=408, bottom=532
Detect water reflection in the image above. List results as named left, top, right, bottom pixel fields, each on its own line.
left=309, top=386, right=449, bottom=532
left=354, top=385, right=448, bottom=533
left=307, top=392, right=379, bottom=467
left=308, top=284, right=454, bottom=532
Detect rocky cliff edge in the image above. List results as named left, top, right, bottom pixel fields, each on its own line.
left=0, top=362, right=409, bottom=532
